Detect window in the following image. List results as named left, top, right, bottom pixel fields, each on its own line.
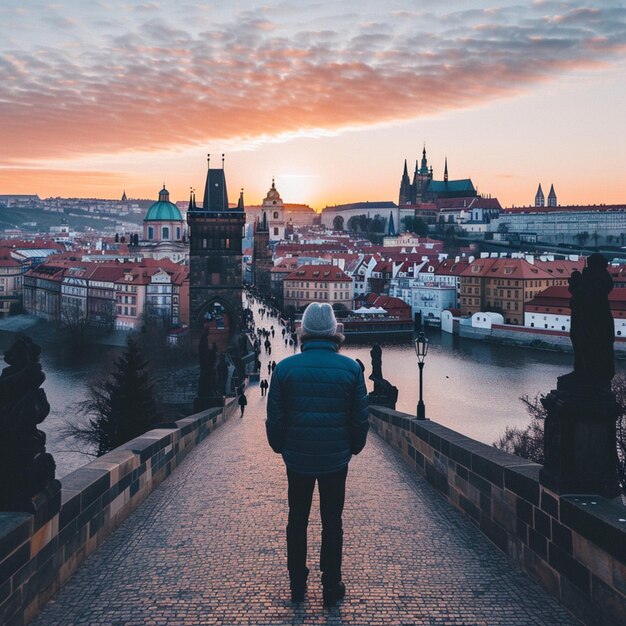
left=162, top=226, right=170, bottom=240
left=274, top=227, right=279, bottom=236
left=148, top=226, right=154, bottom=240
left=273, top=211, right=279, bottom=219
left=176, top=227, right=181, bottom=239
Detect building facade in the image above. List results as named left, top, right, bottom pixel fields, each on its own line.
left=283, top=265, right=353, bottom=312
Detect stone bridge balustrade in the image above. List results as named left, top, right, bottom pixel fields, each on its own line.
left=369, top=405, right=626, bottom=626
left=0, top=399, right=237, bottom=626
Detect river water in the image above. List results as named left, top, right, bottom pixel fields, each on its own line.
left=3, top=314, right=623, bottom=479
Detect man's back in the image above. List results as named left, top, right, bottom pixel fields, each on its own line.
left=267, top=338, right=368, bottom=475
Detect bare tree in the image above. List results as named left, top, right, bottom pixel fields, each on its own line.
left=494, top=378, right=626, bottom=490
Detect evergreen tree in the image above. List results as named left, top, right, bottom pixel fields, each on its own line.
left=66, top=337, right=159, bottom=456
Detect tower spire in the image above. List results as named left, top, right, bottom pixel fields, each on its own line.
left=420, top=144, right=429, bottom=174
left=207, top=153, right=210, bottom=169
left=547, top=184, right=557, bottom=208
left=444, top=157, right=448, bottom=183
left=535, top=183, right=545, bottom=207
left=237, top=188, right=245, bottom=210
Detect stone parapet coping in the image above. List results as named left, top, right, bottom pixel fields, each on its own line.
left=0, top=398, right=238, bottom=626
left=369, top=405, right=626, bottom=626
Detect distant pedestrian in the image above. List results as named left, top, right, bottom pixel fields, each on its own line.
left=261, top=379, right=268, bottom=397
left=271, top=360, right=277, bottom=373
left=266, top=302, right=368, bottom=606
left=268, top=362, right=272, bottom=375
left=238, top=391, right=248, bottom=417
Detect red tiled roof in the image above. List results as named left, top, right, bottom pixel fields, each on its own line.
left=503, top=204, right=626, bottom=214
left=461, top=258, right=554, bottom=279
left=0, top=249, right=23, bottom=267
left=285, top=265, right=352, bottom=282
left=435, top=197, right=502, bottom=210
left=435, top=258, right=471, bottom=276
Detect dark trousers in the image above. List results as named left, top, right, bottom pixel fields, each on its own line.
left=286, top=467, right=348, bottom=588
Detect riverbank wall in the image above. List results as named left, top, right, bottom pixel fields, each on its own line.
left=369, top=405, right=626, bottom=626
left=0, top=398, right=237, bottom=625
left=458, top=322, right=626, bottom=355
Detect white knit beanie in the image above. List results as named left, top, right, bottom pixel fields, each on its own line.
left=301, top=302, right=338, bottom=338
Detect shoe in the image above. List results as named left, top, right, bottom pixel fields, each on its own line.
left=323, top=581, right=346, bottom=607
left=291, top=585, right=306, bottom=603
left=290, top=567, right=309, bottom=603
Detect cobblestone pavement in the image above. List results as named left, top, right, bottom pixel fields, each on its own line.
left=33, top=312, right=580, bottom=625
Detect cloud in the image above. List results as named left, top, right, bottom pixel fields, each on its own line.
left=0, top=1, right=625, bottom=165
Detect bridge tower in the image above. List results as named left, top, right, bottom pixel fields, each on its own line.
left=187, top=154, right=246, bottom=348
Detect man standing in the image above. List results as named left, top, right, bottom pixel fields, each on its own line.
left=266, top=302, right=369, bottom=607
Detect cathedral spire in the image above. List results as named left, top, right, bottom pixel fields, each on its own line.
left=420, top=144, right=429, bottom=174
left=444, top=157, right=449, bottom=183
left=547, top=184, right=557, bottom=208
left=535, top=183, right=545, bottom=208
left=237, top=188, right=245, bottom=210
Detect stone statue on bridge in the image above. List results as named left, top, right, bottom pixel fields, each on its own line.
left=0, top=337, right=61, bottom=516
left=368, top=344, right=398, bottom=410
left=566, top=253, right=615, bottom=390
left=540, top=253, right=620, bottom=498
left=194, top=332, right=222, bottom=411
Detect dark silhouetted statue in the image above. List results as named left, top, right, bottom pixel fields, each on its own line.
left=217, top=354, right=229, bottom=396
left=0, top=337, right=61, bottom=518
left=194, top=332, right=221, bottom=411
left=368, top=343, right=398, bottom=410
left=567, top=253, right=615, bottom=389
left=540, top=253, right=620, bottom=497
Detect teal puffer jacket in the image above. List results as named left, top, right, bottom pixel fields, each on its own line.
left=266, top=338, right=369, bottom=475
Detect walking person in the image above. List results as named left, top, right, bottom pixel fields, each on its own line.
left=238, top=389, right=247, bottom=417
left=266, top=302, right=369, bottom=607
left=271, top=360, right=276, bottom=373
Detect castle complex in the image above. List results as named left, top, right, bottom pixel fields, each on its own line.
left=398, top=146, right=477, bottom=205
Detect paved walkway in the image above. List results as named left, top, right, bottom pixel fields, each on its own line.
left=33, top=312, right=579, bottom=625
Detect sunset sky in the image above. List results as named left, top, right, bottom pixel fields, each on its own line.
left=1, top=1, right=625, bottom=209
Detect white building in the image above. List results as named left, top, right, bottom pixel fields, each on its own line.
left=262, top=180, right=287, bottom=242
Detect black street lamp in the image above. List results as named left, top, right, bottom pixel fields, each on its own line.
left=414, top=331, right=429, bottom=420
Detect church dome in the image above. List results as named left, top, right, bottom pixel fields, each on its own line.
left=264, top=179, right=282, bottom=202
left=144, top=185, right=183, bottom=222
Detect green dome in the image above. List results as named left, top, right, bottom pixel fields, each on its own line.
left=144, top=200, right=183, bottom=222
